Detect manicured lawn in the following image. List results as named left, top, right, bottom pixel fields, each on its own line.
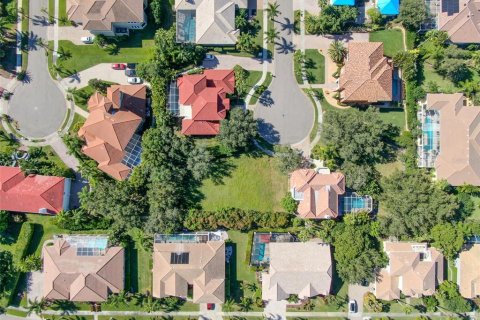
left=304, top=49, right=325, bottom=84
left=294, top=50, right=326, bottom=84
left=254, top=9, right=263, bottom=49
left=0, top=123, right=19, bottom=153
left=200, top=152, right=288, bottom=212
left=250, top=72, right=273, bottom=105
left=59, top=0, right=68, bottom=25
left=304, top=89, right=319, bottom=142
left=421, top=62, right=457, bottom=93
left=469, top=195, right=480, bottom=221
left=6, top=309, right=28, bottom=317
left=40, top=145, right=71, bottom=174
left=70, top=112, right=86, bottom=135
left=377, top=107, right=405, bottom=130
left=21, top=0, right=29, bottom=71
left=369, top=29, right=404, bottom=57
left=227, top=231, right=256, bottom=283
left=73, top=86, right=95, bottom=111
left=246, top=70, right=262, bottom=89
left=447, top=259, right=458, bottom=282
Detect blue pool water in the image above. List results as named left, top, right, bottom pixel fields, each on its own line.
left=184, top=14, right=196, bottom=42
left=350, top=197, right=365, bottom=209
left=423, top=116, right=435, bottom=152
left=86, top=238, right=108, bottom=249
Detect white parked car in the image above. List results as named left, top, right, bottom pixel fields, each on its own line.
left=127, top=77, right=142, bottom=84
left=80, top=36, right=94, bottom=44
left=204, top=54, right=215, bottom=61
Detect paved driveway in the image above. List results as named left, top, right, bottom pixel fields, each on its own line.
left=254, top=0, right=314, bottom=145
left=348, top=284, right=370, bottom=319
left=8, top=0, right=66, bottom=138
left=202, top=54, right=272, bottom=71
left=60, top=63, right=130, bottom=89
left=293, top=32, right=369, bottom=50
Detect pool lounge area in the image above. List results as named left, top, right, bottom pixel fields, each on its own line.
left=154, top=232, right=222, bottom=244
left=417, top=102, right=440, bottom=168
left=250, top=233, right=295, bottom=266
left=340, top=192, right=373, bottom=214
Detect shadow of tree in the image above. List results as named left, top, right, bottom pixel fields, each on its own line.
left=256, top=118, right=280, bottom=144
left=275, top=37, right=295, bottom=54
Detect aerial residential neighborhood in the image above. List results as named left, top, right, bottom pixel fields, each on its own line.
left=0, top=0, right=480, bottom=319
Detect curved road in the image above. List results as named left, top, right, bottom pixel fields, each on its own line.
left=8, top=0, right=66, bottom=138
left=254, top=0, right=314, bottom=145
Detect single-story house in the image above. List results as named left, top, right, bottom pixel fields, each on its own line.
left=438, top=0, right=480, bottom=44
left=78, top=84, right=147, bottom=180
left=458, top=243, right=480, bottom=298
left=262, top=241, right=332, bottom=301
left=0, top=166, right=70, bottom=214
left=177, top=69, right=234, bottom=136
left=43, top=235, right=124, bottom=302
left=152, top=232, right=226, bottom=304
left=175, top=0, right=247, bottom=45
left=375, top=241, right=444, bottom=300
left=289, top=169, right=346, bottom=219
left=67, top=0, right=147, bottom=36
left=338, top=42, right=393, bottom=104
left=417, top=93, right=480, bottom=186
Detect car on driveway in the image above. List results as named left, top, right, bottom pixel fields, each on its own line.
left=127, top=77, right=142, bottom=84
left=349, top=300, right=357, bottom=313
left=126, top=63, right=136, bottom=69
left=204, top=54, right=215, bottom=61
left=112, top=63, right=126, bottom=70
left=125, top=69, right=136, bottom=77
left=207, top=303, right=215, bottom=310
left=80, top=36, right=94, bottom=44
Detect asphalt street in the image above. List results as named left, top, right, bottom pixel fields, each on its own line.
left=254, top=0, right=314, bottom=145
left=8, top=0, right=66, bottom=138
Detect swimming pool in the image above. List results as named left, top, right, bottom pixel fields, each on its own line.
left=341, top=192, right=373, bottom=213
left=422, top=116, right=435, bottom=152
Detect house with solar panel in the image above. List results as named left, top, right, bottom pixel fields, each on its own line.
left=42, top=235, right=124, bottom=302
left=152, top=232, right=227, bottom=305
left=168, top=69, right=235, bottom=136
left=289, top=168, right=373, bottom=219
left=78, top=84, right=147, bottom=180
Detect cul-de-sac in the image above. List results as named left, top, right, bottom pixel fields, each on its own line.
left=0, top=0, right=479, bottom=319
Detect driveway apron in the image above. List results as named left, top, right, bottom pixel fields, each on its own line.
left=254, top=0, right=314, bottom=145
left=8, top=0, right=66, bottom=138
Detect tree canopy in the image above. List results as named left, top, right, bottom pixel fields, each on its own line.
left=398, top=0, right=428, bottom=30
left=0, top=250, right=14, bottom=292
left=218, top=108, right=258, bottom=155
left=380, top=170, right=458, bottom=238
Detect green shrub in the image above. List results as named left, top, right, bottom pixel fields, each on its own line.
left=281, top=193, right=298, bottom=213
left=14, top=222, right=34, bottom=264
left=184, top=208, right=293, bottom=231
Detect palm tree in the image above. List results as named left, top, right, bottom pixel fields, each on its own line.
left=266, top=1, right=281, bottom=21
left=223, top=299, right=235, bottom=312
left=57, top=46, right=72, bottom=61
left=50, top=63, right=64, bottom=78
left=238, top=297, right=253, bottom=312
left=28, top=298, right=48, bottom=316
left=328, top=40, right=347, bottom=65
left=264, top=28, right=279, bottom=44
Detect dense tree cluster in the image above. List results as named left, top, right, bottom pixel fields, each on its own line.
left=218, top=108, right=258, bottom=155
left=398, top=0, right=428, bottom=30
left=305, top=5, right=358, bottom=34
left=0, top=250, right=14, bottom=293
left=319, top=108, right=398, bottom=194
left=380, top=170, right=458, bottom=238
left=436, top=281, right=472, bottom=312
left=332, top=212, right=387, bottom=284
left=235, top=9, right=261, bottom=54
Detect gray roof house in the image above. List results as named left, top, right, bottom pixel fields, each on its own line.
left=175, top=0, right=247, bottom=45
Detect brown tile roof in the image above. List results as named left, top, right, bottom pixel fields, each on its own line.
left=78, top=85, right=146, bottom=180
left=338, top=42, right=393, bottom=104
left=375, top=242, right=443, bottom=301
left=439, top=0, right=480, bottom=44
left=43, top=237, right=124, bottom=302
left=425, top=93, right=480, bottom=186
left=289, top=169, right=345, bottom=219
left=152, top=239, right=225, bottom=304
left=458, top=244, right=480, bottom=298
left=67, top=0, right=145, bottom=31
left=262, top=241, right=332, bottom=301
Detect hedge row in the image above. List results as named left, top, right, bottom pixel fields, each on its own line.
left=4, top=222, right=34, bottom=307
left=184, top=208, right=293, bottom=231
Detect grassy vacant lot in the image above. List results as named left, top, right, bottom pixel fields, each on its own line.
left=369, top=29, right=404, bottom=57
left=200, top=152, right=288, bottom=212
left=421, top=62, right=457, bottom=93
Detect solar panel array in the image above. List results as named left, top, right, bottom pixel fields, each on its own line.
left=170, top=252, right=190, bottom=264
left=167, top=81, right=180, bottom=116
left=122, top=134, right=142, bottom=169
left=77, top=247, right=104, bottom=256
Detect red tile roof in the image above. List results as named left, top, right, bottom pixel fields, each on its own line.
left=0, top=166, right=67, bottom=214
left=177, top=69, right=234, bottom=136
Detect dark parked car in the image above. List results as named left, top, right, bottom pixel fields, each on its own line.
left=125, top=69, right=136, bottom=77
left=126, top=63, right=136, bottom=69
left=207, top=303, right=215, bottom=310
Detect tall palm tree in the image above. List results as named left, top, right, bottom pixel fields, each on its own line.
left=57, top=46, right=72, bottom=61
left=28, top=298, right=48, bottom=317
left=223, top=299, right=235, bottom=312
left=328, top=40, right=347, bottom=65
left=238, top=297, right=253, bottom=312
left=264, top=28, right=279, bottom=44
left=50, top=64, right=63, bottom=78
left=266, top=1, right=281, bottom=21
